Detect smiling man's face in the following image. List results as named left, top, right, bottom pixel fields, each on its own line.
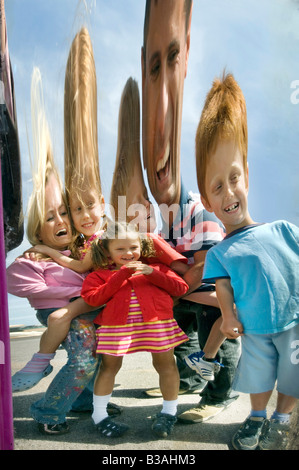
left=142, top=0, right=191, bottom=207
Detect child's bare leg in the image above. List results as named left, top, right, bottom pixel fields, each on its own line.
left=202, top=316, right=225, bottom=358
left=276, top=392, right=297, bottom=415
left=12, top=310, right=74, bottom=392
left=39, top=309, right=73, bottom=353
left=184, top=316, right=226, bottom=381
left=92, top=355, right=123, bottom=426
left=250, top=391, right=297, bottom=417
left=12, top=298, right=93, bottom=392
left=94, top=354, right=123, bottom=396
left=250, top=390, right=273, bottom=412
left=40, top=298, right=95, bottom=353
left=152, top=350, right=179, bottom=403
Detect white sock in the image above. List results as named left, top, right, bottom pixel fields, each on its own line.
left=92, top=393, right=111, bottom=425
left=161, top=399, right=178, bottom=416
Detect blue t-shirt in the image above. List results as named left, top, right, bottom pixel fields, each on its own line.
left=202, top=220, right=299, bottom=334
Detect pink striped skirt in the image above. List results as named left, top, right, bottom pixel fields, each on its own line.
left=95, top=290, right=188, bottom=356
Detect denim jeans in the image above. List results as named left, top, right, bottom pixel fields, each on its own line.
left=30, top=308, right=99, bottom=424
left=174, top=300, right=241, bottom=405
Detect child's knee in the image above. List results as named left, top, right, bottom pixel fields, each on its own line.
left=152, top=353, right=177, bottom=375
left=100, top=356, right=122, bottom=375
left=47, top=311, right=70, bottom=329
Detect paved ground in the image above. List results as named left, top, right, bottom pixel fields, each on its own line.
left=10, top=330, right=277, bottom=452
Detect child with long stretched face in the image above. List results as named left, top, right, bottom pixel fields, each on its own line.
left=30, top=27, right=105, bottom=273
left=110, top=77, right=156, bottom=234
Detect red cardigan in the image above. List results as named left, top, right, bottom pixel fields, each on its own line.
left=81, top=263, right=189, bottom=326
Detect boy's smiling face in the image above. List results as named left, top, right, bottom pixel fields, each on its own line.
left=201, top=139, right=253, bottom=234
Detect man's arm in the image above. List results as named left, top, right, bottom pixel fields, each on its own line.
left=175, top=250, right=218, bottom=307
left=182, top=249, right=206, bottom=293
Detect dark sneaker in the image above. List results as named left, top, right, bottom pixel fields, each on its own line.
left=95, top=417, right=129, bottom=438
left=258, top=419, right=290, bottom=450
left=152, top=412, right=177, bottom=438
left=38, top=422, right=70, bottom=435
left=232, top=416, right=266, bottom=450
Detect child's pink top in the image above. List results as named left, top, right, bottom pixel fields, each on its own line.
left=6, top=250, right=88, bottom=309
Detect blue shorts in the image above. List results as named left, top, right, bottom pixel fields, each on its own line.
left=233, top=322, right=299, bottom=398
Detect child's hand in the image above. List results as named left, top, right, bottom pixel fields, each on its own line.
left=221, top=318, right=244, bottom=339
left=18, top=245, right=49, bottom=261
left=126, top=261, right=153, bottom=276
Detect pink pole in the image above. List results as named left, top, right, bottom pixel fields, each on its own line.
left=0, top=161, right=14, bottom=450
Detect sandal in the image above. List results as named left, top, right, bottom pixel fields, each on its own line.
left=12, top=364, right=53, bottom=392
left=38, top=421, right=70, bottom=435
left=95, top=416, right=129, bottom=438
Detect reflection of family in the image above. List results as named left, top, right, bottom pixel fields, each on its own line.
left=6, top=0, right=299, bottom=450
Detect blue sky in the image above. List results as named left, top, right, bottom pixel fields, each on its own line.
left=5, top=0, right=299, bottom=325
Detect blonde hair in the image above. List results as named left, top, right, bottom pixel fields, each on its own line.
left=91, top=220, right=155, bottom=269
left=64, top=27, right=101, bottom=203
left=64, top=27, right=103, bottom=258
left=27, top=67, right=66, bottom=246
left=110, top=77, right=143, bottom=218
left=196, top=72, right=248, bottom=201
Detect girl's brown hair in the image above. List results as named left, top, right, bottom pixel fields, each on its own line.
left=91, top=220, right=156, bottom=269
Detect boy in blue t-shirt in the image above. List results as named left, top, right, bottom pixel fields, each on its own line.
left=192, top=72, right=299, bottom=450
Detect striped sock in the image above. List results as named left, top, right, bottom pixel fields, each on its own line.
left=19, top=353, right=55, bottom=374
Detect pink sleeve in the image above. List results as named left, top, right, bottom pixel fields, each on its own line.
left=6, top=258, right=82, bottom=302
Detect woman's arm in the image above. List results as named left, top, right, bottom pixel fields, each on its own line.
left=6, top=257, right=84, bottom=302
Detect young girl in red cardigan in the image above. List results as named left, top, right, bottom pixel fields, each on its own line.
left=81, top=220, right=189, bottom=439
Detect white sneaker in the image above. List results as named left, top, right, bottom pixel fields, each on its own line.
left=184, top=351, right=222, bottom=381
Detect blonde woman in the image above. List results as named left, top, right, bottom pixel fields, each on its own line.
left=7, top=68, right=101, bottom=435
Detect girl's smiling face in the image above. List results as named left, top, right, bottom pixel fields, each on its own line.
left=69, top=188, right=104, bottom=239
left=108, top=233, right=141, bottom=268
left=201, top=139, right=253, bottom=234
